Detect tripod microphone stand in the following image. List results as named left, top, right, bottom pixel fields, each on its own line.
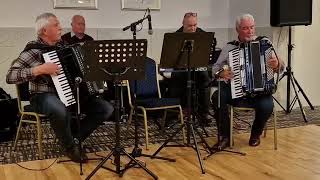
left=86, top=79, right=157, bottom=179
left=57, top=77, right=102, bottom=175
left=205, top=79, right=246, bottom=159
left=273, top=26, right=314, bottom=122
left=122, top=11, right=175, bottom=167
left=81, top=39, right=157, bottom=179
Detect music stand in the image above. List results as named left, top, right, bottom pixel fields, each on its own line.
left=151, top=32, right=215, bottom=173
left=81, top=39, right=157, bottom=179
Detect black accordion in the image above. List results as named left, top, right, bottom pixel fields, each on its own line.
left=229, top=39, right=275, bottom=99
left=42, top=45, right=97, bottom=107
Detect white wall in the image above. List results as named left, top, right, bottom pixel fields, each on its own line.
left=0, top=0, right=229, bottom=28
left=229, top=0, right=270, bottom=28
left=291, top=0, right=320, bottom=107
left=0, top=0, right=319, bottom=109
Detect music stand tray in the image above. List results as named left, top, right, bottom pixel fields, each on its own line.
left=160, top=32, right=215, bottom=69
left=82, top=39, right=146, bottom=81
left=81, top=39, right=157, bottom=180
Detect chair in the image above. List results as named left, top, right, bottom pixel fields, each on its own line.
left=13, top=82, right=47, bottom=159
left=126, top=57, right=185, bottom=150
left=230, top=105, right=277, bottom=150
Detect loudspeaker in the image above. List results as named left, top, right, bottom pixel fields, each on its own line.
left=270, top=0, right=312, bottom=26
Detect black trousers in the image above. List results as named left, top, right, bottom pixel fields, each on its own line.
left=211, top=82, right=274, bottom=139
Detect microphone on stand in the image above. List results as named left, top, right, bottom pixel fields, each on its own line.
left=147, top=8, right=153, bottom=35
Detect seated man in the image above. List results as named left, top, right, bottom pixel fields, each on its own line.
left=211, top=14, right=284, bottom=148
left=61, top=14, right=93, bottom=44
left=6, top=13, right=114, bottom=162
left=167, top=12, right=211, bottom=126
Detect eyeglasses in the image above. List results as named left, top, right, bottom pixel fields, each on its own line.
left=184, top=12, right=197, bottom=18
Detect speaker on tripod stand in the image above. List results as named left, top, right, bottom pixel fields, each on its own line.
left=270, top=0, right=314, bottom=122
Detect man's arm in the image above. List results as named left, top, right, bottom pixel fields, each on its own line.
left=212, top=44, right=235, bottom=80
left=6, top=51, right=59, bottom=84
left=268, top=51, right=285, bottom=73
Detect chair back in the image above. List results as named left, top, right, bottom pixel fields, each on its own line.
left=129, top=57, right=160, bottom=99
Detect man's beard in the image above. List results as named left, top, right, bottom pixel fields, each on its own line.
left=244, top=35, right=257, bottom=41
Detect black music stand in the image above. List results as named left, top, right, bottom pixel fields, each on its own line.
left=81, top=39, right=157, bottom=179
left=151, top=32, right=215, bottom=174
left=56, top=45, right=103, bottom=176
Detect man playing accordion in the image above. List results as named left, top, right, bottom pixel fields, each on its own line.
left=211, top=14, right=284, bottom=149
left=6, top=13, right=114, bottom=162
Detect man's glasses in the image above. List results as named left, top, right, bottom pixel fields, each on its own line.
left=184, top=12, right=197, bottom=18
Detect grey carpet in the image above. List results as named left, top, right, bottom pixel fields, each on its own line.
left=0, top=106, right=319, bottom=164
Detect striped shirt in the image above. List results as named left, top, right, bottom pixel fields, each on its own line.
left=212, top=36, right=284, bottom=77
left=6, top=38, right=63, bottom=94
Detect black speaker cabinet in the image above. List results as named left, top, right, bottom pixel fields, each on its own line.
left=270, top=0, right=312, bottom=26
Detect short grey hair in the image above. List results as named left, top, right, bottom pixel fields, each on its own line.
left=35, top=13, right=56, bottom=36
left=235, top=14, right=254, bottom=29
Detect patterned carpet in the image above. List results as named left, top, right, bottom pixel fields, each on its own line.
left=0, top=106, right=319, bottom=165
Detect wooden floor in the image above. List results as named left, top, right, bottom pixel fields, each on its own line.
left=1, top=125, right=320, bottom=180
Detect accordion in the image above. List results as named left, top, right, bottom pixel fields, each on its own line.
left=42, top=45, right=97, bottom=107
left=229, top=39, right=275, bottom=99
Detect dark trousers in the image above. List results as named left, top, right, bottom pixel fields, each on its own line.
left=211, top=82, right=274, bottom=139
left=30, top=93, right=114, bottom=149
left=169, top=70, right=210, bottom=116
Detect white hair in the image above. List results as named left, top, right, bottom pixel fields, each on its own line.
left=35, top=13, right=56, bottom=36
left=235, top=14, right=255, bottom=29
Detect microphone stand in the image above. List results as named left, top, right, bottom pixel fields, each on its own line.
left=204, top=79, right=246, bottom=159
left=122, top=15, right=150, bottom=38
left=58, top=77, right=102, bottom=175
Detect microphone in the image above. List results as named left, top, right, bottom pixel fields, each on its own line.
left=214, top=65, right=229, bottom=78
left=75, top=77, right=82, bottom=84
left=147, top=8, right=153, bottom=35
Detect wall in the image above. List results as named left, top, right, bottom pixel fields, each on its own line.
left=0, top=0, right=229, bottom=28
left=291, top=0, right=320, bottom=107
left=0, top=0, right=319, bottom=109
left=0, top=0, right=230, bottom=96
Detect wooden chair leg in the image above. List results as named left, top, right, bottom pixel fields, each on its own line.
left=36, top=115, right=43, bottom=159
left=14, top=115, right=24, bottom=150
left=142, top=109, right=149, bottom=150
left=263, top=125, right=267, bottom=137
left=230, top=106, right=234, bottom=148
left=273, top=109, right=278, bottom=150
left=178, top=106, right=186, bottom=144
left=126, top=108, right=134, bottom=134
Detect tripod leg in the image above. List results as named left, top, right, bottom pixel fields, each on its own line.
left=289, top=75, right=308, bottom=122
left=192, top=125, right=213, bottom=153
left=291, top=73, right=314, bottom=110
left=86, top=150, right=114, bottom=180
left=190, top=124, right=205, bottom=174
left=121, top=149, right=158, bottom=179
left=152, top=123, right=185, bottom=158
left=272, top=96, right=286, bottom=112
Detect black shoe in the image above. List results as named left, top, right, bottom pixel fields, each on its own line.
left=211, top=137, right=229, bottom=151
left=65, top=146, right=82, bottom=163
left=198, top=114, right=212, bottom=127
left=65, top=146, right=88, bottom=163
left=249, top=135, right=261, bottom=147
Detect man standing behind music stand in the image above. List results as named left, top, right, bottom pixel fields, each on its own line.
left=6, top=13, right=114, bottom=163
left=166, top=12, right=211, bottom=126
left=211, top=14, right=284, bottom=149
left=62, top=15, right=93, bottom=44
